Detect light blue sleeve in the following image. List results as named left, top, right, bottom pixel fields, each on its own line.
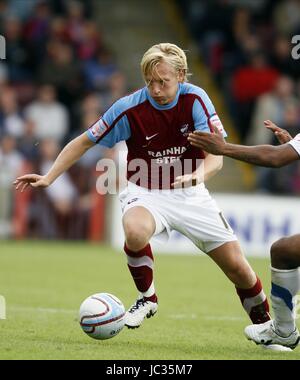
left=192, top=99, right=227, bottom=137
left=182, top=84, right=227, bottom=137
left=86, top=98, right=131, bottom=148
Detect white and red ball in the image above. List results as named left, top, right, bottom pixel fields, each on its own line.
left=79, top=293, right=125, bottom=340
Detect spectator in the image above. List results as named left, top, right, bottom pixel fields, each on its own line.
left=80, top=92, right=103, bottom=117
left=65, top=0, right=86, bottom=46
left=273, top=0, right=300, bottom=36
left=23, top=1, right=52, bottom=66
left=48, top=16, right=70, bottom=43
left=272, top=35, right=300, bottom=80
left=5, top=0, right=39, bottom=21
left=76, top=21, right=102, bottom=61
left=82, top=48, right=119, bottom=92
left=231, top=51, right=279, bottom=139
left=24, top=1, right=51, bottom=44
left=107, top=72, right=127, bottom=104
left=25, top=84, right=69, bottom=142
left=0, top=63, right=8, bottom=86
left=32, top=138, right=78, bottom=239
left=4, top=15, right=33, bottom=82
left=0, top=134, right=24, bottom=236
left=17, top=119, right=39, bottom=161
left=232, top=52, right=279, bottom=103
left=248, top=76, right=297, bottom=145
left=0, top=85, right=25, bottom=138
left=0, top=0, right=8, bottom=34
left=38, top=41, right=82, bottom=105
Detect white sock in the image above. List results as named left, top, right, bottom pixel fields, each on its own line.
left=271, top=266, right=300, bottom=337
left=141, top=282, right=155, bottom=299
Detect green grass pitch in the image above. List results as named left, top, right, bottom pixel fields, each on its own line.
left=0, top=241, right=299, bottom=360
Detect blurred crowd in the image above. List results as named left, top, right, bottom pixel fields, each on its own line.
left=1, top=0, right=300, bottom=240
left=0, top=0, right=127, bottom=239
left=178, top=0, right=300, bottom=194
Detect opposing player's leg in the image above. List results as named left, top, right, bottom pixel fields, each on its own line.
left=122, top=206, right=158, bottom=328
left=208, top=241, right=271, bottom=324
left=271, top=235, right=300, bottom=336
left=271, top=235, right=300, bottom=269
left=245, top=235, right=300, bottom=349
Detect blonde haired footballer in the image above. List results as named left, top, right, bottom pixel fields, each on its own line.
left=15, top=43, right=271, bottom=331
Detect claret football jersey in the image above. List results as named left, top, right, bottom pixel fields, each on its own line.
left=87, top=82, right=227, bottom=189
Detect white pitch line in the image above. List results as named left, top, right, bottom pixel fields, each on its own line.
left=168, top=314, right=244, bottom=321
left=204, top=316, right=245, bottom=321
left=9, top=305, right=77, bottom=315
left=168, top=314, right=198, bottom=320
left=8, top=306, right=245, bottom=322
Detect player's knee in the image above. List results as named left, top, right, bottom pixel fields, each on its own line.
left=125, top=232, right=150, bottom=252
left=123, top=221, right=152, bottom=251
left=271, top=238, right=295, bottom=269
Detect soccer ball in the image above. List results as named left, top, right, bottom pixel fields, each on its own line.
left=79, top=293, right=126, bottom=340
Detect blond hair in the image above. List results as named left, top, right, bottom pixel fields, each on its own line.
left=141, top=43, right=190, bottom=83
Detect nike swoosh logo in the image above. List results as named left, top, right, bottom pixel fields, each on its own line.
left=146, top=133, right=159, bottom=141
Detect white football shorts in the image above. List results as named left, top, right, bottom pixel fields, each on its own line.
left=119, top=182, right=237, bottom=253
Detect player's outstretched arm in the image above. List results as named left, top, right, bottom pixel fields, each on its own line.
left=188, top=125, right=298, bottom=168
left=14, top=133, right=94, bottom=192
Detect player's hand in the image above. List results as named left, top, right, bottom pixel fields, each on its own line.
left=187, top=125, right=226, bottom=155
left=264, top=120, right=292, bottom=145
left=13, top=174, right=50, bottom=192
left=171, top=174, right=201, bottom=188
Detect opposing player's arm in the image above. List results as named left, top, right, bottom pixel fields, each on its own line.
left=14, top=133, right=94, bottom=191
left=188, top=125, right=299, bottom=168
left=221, top=142, right=298, bottom=168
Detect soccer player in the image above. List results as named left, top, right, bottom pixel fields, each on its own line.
left=188, top=120, right=300, bottom=349
left=14, top=43, right=270, bottom=330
